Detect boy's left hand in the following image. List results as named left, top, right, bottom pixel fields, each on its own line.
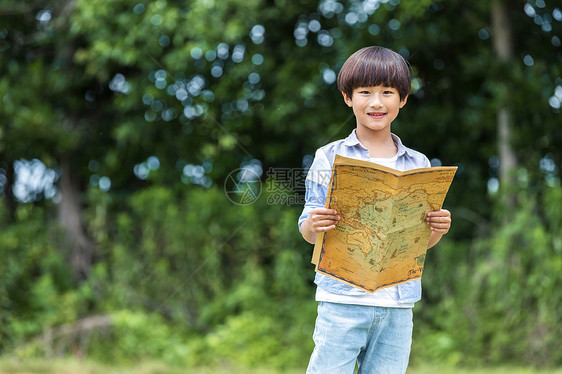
left=426, top=209, right=451, bottom=235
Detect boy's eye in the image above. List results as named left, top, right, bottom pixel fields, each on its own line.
left=359, top=90, right=371, bottom=94
left=383, top=90, right=394, bottom=95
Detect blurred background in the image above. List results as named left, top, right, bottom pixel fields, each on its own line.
left=0, top=0, right=561, bottom=372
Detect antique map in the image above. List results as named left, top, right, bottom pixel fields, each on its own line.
left=312, top=155, right=457, bottom=293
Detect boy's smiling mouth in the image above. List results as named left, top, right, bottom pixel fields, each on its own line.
left=368, top=112, right=386, bottom=118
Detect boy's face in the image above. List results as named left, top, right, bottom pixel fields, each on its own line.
left=342, top=86, right=408, bottom=135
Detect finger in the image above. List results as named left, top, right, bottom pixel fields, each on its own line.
left=430, top=227, right=449, bottom=233
left=427, top=218, right=450, bottom=225
left=314, top=208, right=338, bottom=215
left=426, top=214, right=451, bottom=221
left=313, top=214, right=341, bottom=222
left=429, top=222, right=450, bottom=230
left=427, top=208, right=450, bottom=216
left=315, top=224, right=336, bottom=232
left=429, top=223, right=451, bottom=230
left=314, top=219, right=339, bottom=228
left=426, top=217, right=451, bottom=224
left=427, top=212, right=450, bottom=219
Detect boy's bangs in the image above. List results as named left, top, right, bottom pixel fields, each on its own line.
left=351, top=59, right=400, bottom=89
left=338, top=46, right=410, bottom=99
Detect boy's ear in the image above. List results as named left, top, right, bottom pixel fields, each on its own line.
left=399, top=94, right=409, bottom=108
left=342, top=91, right=352, bottom=107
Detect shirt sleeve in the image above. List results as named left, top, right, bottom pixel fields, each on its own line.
left=298, top=148, right=332, bottom=233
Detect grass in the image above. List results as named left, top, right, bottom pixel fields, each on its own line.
left=408, top=366, right=562, bottom=374
left=1, top=359, right=561, bottom=374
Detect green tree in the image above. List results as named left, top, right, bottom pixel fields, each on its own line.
left=1, top=0, right=561, bottom=368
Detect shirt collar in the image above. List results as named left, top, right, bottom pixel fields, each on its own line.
left=343, top=129, right=411, bottom=157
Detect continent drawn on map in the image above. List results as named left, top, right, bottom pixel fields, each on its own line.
left=312, top=155, right=457, bottom=293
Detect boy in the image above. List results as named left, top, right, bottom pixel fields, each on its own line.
left=298, top=46, right=452, bottom=373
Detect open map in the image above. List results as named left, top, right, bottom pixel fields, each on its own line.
left=312, top=155, right=457, bottom=293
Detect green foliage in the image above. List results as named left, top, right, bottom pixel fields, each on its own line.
left=414, top=185, right=562, bottom=367
left=205, top=310, right=308, bottom=368
left=2, top=182, right=306, bottom=367
left=0, top=201, right=75, bottom=350
left=1, top=0, right=562, bottom=370
left=87, top=310, right=189, bottom=365
left=3, top=182, right=315, bottom=368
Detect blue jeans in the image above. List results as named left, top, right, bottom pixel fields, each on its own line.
left=306, top=302, right=413, bottom=374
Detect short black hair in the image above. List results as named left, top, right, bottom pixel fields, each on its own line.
left=337, top=46, right=410, bottom=100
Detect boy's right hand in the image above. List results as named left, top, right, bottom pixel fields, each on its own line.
left=308, top=208, right=341, bottom=233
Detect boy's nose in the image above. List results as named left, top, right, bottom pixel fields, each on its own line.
left=369, top=94, right=383, bottom=108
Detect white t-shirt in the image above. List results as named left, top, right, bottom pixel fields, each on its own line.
left=315, top=153, right=414, bottom=308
